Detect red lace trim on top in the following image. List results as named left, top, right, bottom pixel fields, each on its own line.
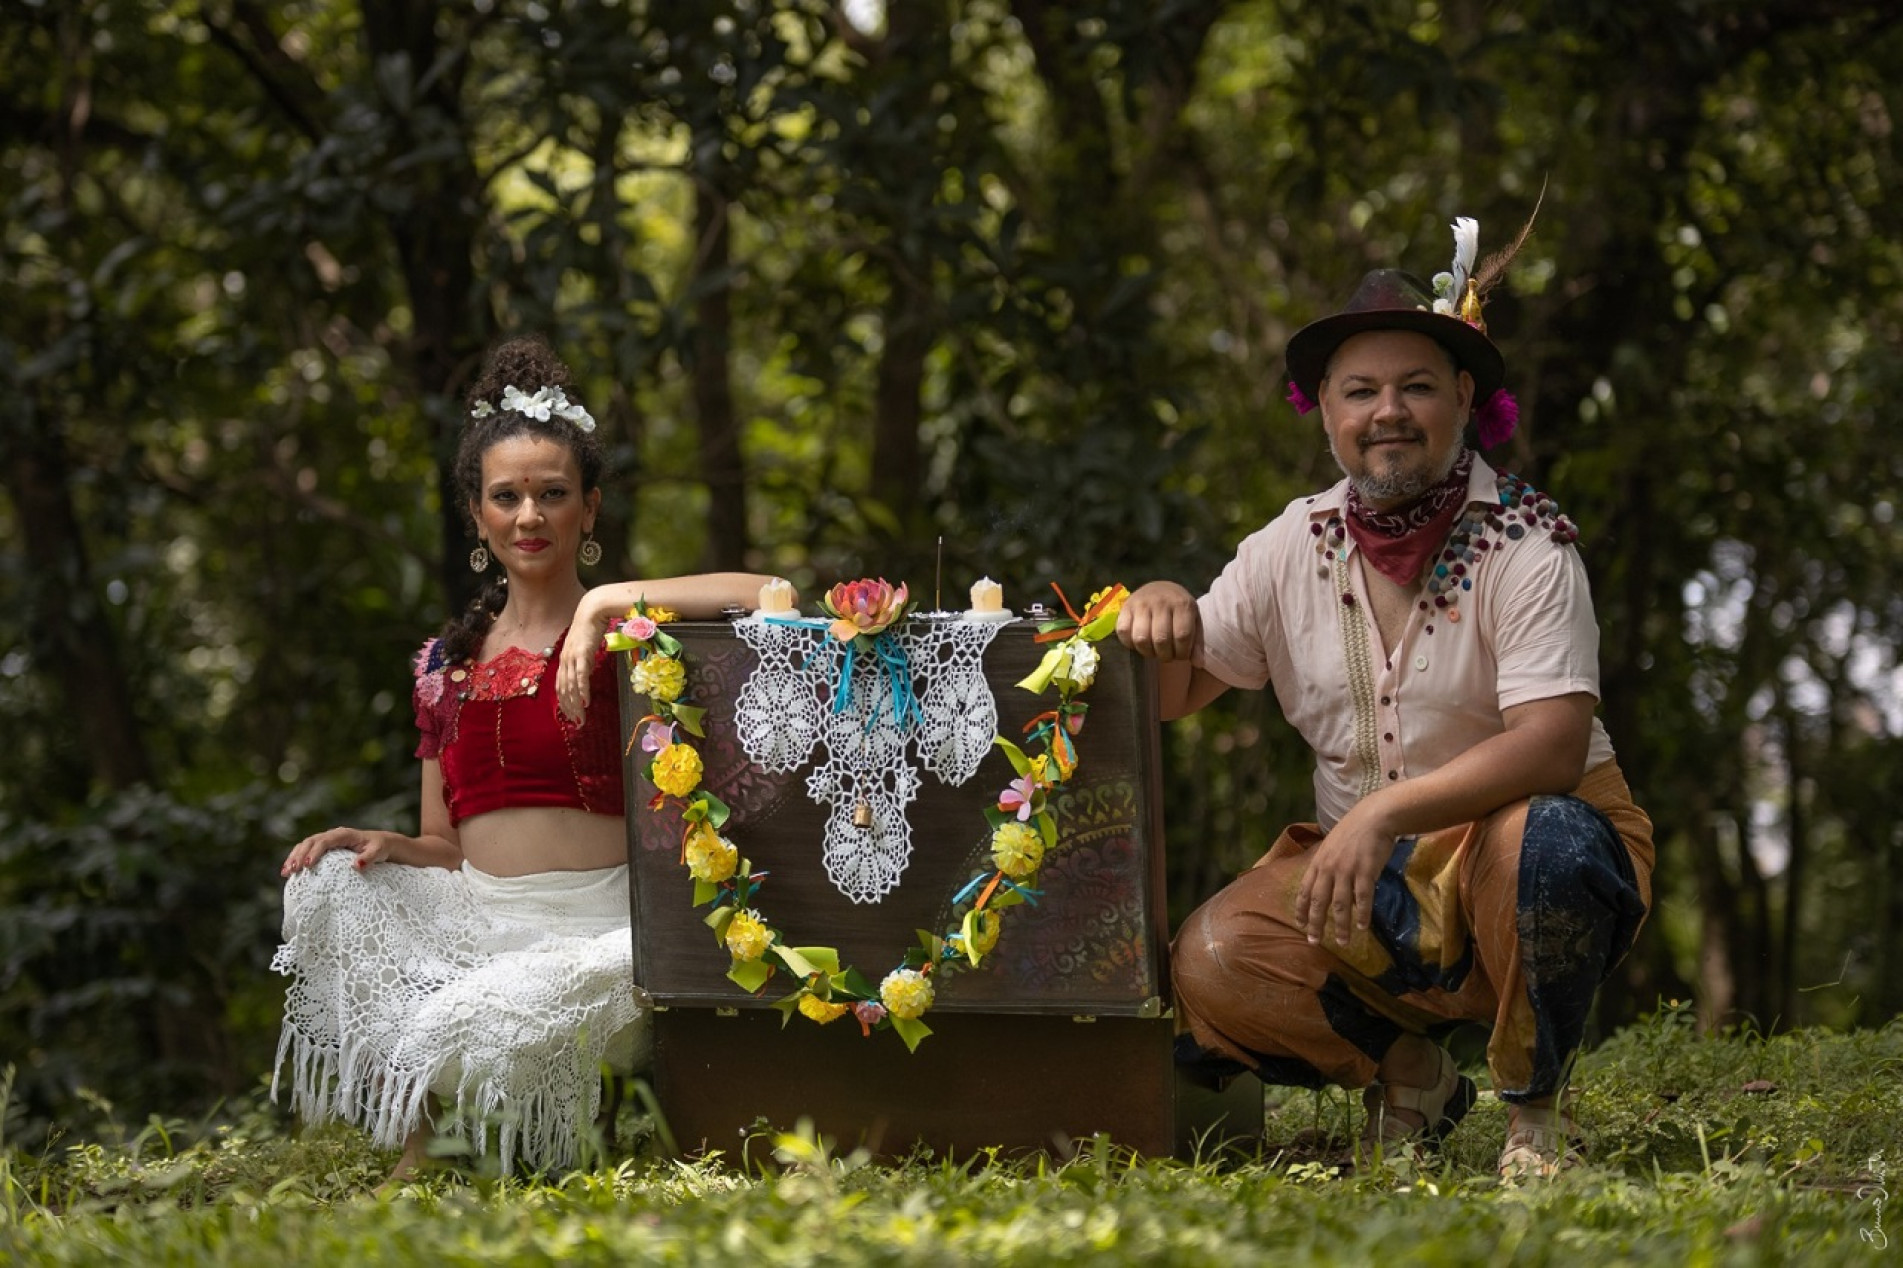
left=464, top=645, right=554, bottom=703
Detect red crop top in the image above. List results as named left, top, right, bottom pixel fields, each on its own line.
left=412, top=629, right=626, bottom=827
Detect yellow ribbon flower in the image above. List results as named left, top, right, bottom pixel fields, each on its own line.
left=724, top=909, right=771, bottom=962
left=990, top=821, right=1045, bottom=879
left=632, top=654, right=687, bottom=703
left=879, top=968, right=934, bottom=1020
left=798, top=994, right=850, bottom=1024
left=684, top=823, right=738, bottom=884
left=651, top=741, right=704, bottom=798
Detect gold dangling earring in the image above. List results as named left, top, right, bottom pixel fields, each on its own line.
left=469, top=542, right=490, bottom=572
left=578, top=534, right=602, bottom=567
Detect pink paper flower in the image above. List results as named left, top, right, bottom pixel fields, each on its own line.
left=820, top=578, right=910, bottom=644
left=1286, top=380, right=1318, bottom=415
left=1477, top=389, right=1520, bottom=448
left=998, top=774, right=1040, bottom=821
left=621, top=615, right=659, bottom=642
left=639, top=720, right=674, bottom=754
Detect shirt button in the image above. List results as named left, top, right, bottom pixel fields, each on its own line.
left=1413, top=655, right=1429, bottom=671
left=1387, top=770, right=1399, bottom=780
left=1380, top=695, right=1392, bottom=706
left=1384, top=732, right=1394, bottom=742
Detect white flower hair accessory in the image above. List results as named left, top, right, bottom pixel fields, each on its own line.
left=472, top=384, right=596, bottom=432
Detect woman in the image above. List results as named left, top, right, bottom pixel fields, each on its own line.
left=274, top=335, right=783, bottom=1179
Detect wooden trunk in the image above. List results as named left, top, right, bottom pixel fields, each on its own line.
left=620, top=619, right=1259, bottom=1158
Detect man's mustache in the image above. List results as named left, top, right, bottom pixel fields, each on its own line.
left=1359, top=426, right=1425, bottom=450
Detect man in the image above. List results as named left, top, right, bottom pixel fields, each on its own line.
left=1117, top=257, right=1653, bottom=1178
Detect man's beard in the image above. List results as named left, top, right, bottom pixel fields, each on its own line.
left=1333, top=428, right=1463, bottom=504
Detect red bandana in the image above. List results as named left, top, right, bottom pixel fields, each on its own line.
left=1344, top=450, right=1475, bottom=586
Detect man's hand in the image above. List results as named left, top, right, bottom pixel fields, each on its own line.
left=1294, top=797, right=1400, bottom=947
left=1116, top=580, right=1202, bottom=662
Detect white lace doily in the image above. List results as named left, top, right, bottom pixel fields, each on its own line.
left=733, top=618, right=1008, bottom=903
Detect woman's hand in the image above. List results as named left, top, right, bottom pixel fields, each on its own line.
left=558, top=588, right=616, bottom=722
left=281, top=827, right=397, bottom=877
left=1294, top=798, right=1400, bottom=947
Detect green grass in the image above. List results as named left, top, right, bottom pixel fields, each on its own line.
left=4, top=1006, right=1898, bottom=1265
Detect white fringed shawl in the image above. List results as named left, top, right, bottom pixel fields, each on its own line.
left=272, top=855, right=649, bottom=1172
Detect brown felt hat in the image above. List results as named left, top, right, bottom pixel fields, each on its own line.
left=1284, top=269, right=1505, bottom=405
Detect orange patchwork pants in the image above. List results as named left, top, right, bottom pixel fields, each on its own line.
left=1171, top=761, right=1654, bottom=1103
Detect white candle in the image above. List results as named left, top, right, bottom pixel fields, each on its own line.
left=757, top=578, right=795, bottom=613
left=970, top=577, right=1004, bottom=613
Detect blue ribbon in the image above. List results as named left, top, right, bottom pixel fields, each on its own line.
left=867, top=631, right=922, bottom=732
left=763, top=618, right=920, bottom=733
left=951, top=872, right=991, bottom=904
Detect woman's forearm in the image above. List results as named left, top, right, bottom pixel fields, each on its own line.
left=381, top=831, right=464, bottom=870
left=579, top=573, right=791, bottom=625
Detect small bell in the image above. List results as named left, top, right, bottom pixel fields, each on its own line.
left=852, top=801, right=873, bottom=829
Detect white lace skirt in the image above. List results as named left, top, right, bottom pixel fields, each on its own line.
left=271, top=853, right=651, bottom=1172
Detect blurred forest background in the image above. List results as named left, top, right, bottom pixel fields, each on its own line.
left=3, top=0, right=1900, bottom=1138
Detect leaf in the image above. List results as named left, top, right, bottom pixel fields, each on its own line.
left=692, top=879, right=719, bottom=906
left=728, top=958, right=773, bottom=993
left=992, top=736, right=1033, bottom=776
left=1015, top=646, right=1066, bottom=694
left=705, top=907, right=735, bottom=941
left=774, top=945, right=820, bottom=978
left=672, top=704, right=708, bottom=738
left=891, top=1016, right=932, bottom=1052
left=786, top=946, right=841, bottom=977
left=960, top=909, right=986, bottom=967
left=1079, top=611, right=1119, bottom=642
left=1036, top=811, right=1057, bottom=852
left=697, top=792, right=732, bottom=829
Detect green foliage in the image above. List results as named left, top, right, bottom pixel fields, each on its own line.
left=2, top=0, right=1901, bottom=1130
left=0, top=779, right=408, bottom=1141
left=3, top=1018, right=1899, bottom=1264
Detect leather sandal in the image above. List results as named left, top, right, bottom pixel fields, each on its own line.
left=1497, top=1104, right=1583, bottom=1181
left=1359, top=1044, right=1477, bottom=1156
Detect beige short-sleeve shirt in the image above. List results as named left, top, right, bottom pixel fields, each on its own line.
left=1197, top=456, right=1616, bottom=830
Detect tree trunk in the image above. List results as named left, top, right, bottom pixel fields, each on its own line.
left=1776, top=702, right=1807, bottom=1022
left=690, top=173, right=748, bottom=570
left=2, top=8, right=154, bottom=796
left=357, top=0, right=489, bottom=612
left=1, top=412, right=154, bottom=793
left=870, top=264, right=930, bottom=528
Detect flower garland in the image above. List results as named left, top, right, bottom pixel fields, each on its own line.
left=606, top=581, right=1129, bottom=1051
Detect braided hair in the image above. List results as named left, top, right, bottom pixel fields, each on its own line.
left=438, top=336, right=605, bottom=665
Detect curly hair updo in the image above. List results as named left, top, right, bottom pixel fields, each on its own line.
left=440, top=336, right=606, bottom=663
left=455, top=335, right=605, bottom=512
